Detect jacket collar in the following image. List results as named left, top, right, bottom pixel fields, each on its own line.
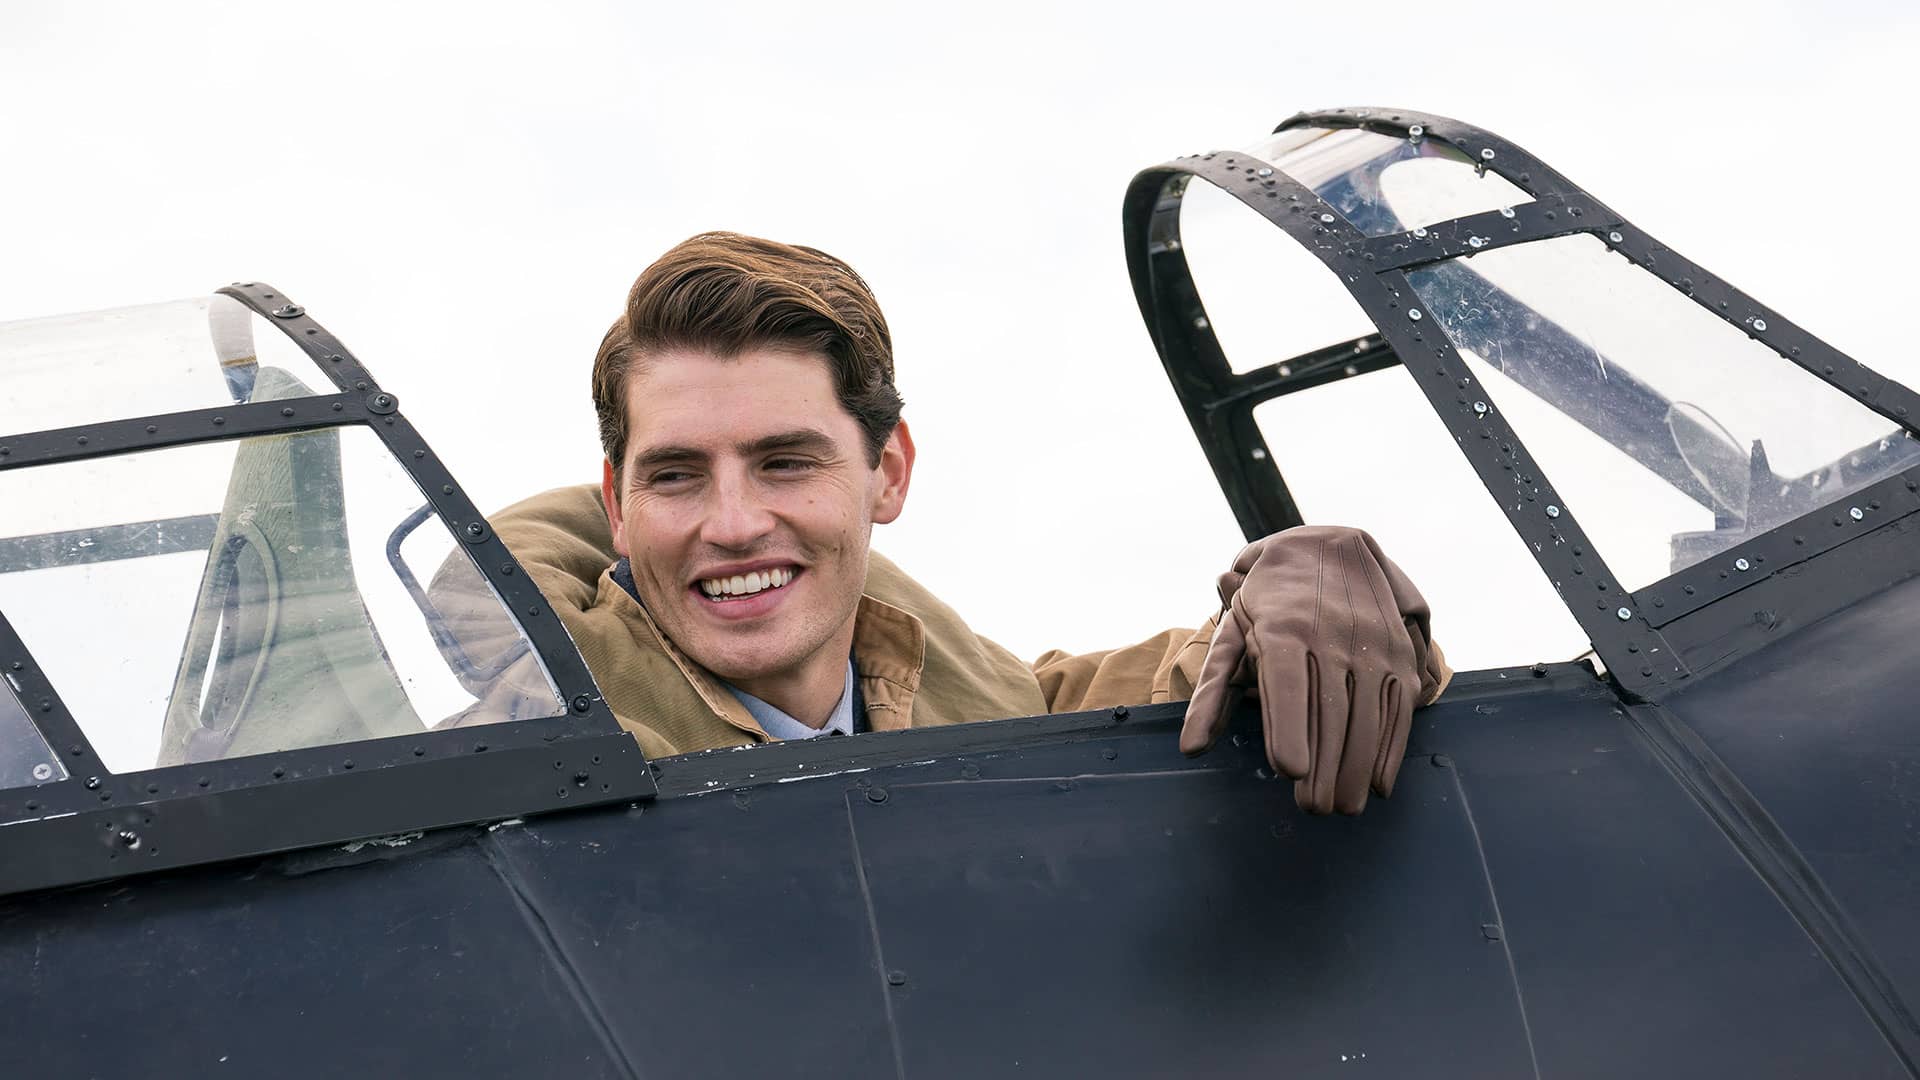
left=604, top=558, right=926, bottom=739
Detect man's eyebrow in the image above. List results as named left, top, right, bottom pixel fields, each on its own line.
left=628, top=445, right=708, bottom=475
left=743, top=428, right=839, bottom=457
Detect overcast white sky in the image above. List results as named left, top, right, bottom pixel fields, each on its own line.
left=1, top=0, right=1914, bottom=672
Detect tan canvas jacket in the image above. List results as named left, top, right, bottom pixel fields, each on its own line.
left=473, top=484, right=1219, bottom=757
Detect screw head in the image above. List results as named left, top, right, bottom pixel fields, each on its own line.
left=1408, top=124, right=1424, bottom=140
left=271, top=304, right=304, bottom=319
left=31, top=763, right=53, bottom=781
left=1616, top=607, right=1633, bottom=621
left=1412, top=226, right=1428, bottom=238
left=1318, top=213, right=1335, bottom=223
left=1499, top=206, right=1516, bottom=218
left=1851, top=506, right=1865, bottom=521
left=571, top=693, right=593, bottom=714
left=1473, top=401, right=1488, bottom=415
left=1545, top=504, right=1561, bottom=518
left=1734, top=557, right=1751, bottom=572
left=1752, top=318, right=1768, bottom=332
left=1608, top=231, right=1624, bottom=243
left=1408, top=309, right=1423, bottom=321
left=866, top=787, right=890, bottom=804
left=1480, top=148, right=1496, bottom=161
left=1255, top=167, right=1273, bottom=177
left=1467, top=236, right=1487, bottom=249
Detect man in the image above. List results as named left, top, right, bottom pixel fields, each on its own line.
left=484, top=232, right=1449, bottom=814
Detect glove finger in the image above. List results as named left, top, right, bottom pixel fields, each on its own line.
left=1181, top=613, right=1250, bottom=756
left=1372, top=674, right=1416, bottom=798
left=1295, top=654, right=1350, bottom=815
left=1252, top=642, right=1312, bottom=781
left=1333, top=671, right=1387, bottom=815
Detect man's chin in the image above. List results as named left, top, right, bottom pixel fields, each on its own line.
left=678, top=629, right=807, bottom=687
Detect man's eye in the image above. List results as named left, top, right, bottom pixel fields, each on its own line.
left=765, top=458, right=814, bottom=473
left=649, top=470, right=695, bottom=485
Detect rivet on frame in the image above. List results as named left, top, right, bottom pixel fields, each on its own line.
left=1499, top=207, right=1515, bottom=219
left=1251, top=447, right=1268, bottom=460
left=1608, top=231, right=1624, bottom=243
left=1752, top=318, right=1768, bottom=332
left=1616, top=607, right=1633, bottom=621
left=1408, top=124, right=1425, bottom=142
left=1413, top=226, right=1428, bottom=238
left=1193, top=316, right=1209, bottom=329
left=1545, top=505, right=1561, bottom=518
left=1480, top=148, right=1496, bottom=161
left=1408, top=309, right=1423, bottom=321
left=1319, top=213, right=1335, bottom=223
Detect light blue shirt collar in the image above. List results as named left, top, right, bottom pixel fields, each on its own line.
left=725, top=660, right=858, bottom=741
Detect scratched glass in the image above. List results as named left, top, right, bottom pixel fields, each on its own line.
left=0, top=295, right=340, bottom=437
left=0, top=424, right=563, bottom=773
left=1407, top=233, right=1905, bottom=588
left=1245, top=125, right=1533, bottom=237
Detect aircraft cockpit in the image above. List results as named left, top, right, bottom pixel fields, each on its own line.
left=0, top=286, right=652, bottom=892
left=3, top=107, right=1918, bottom=902
left=1127, top=109, right=1920, bottom=682
left=7, top=108, right=1920, bottom=1078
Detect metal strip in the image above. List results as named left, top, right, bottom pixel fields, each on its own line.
left=215, top=282, right=383, bottom=396
left=1363, top=200, right=1614, bottom=271
left=0, top=731, right=648, bottom=897
left=0, top=514, right=219, bottom=574
left=0, top=609, right=105, bottom=782
left=0, top=394, right=368, bottom=469
left=1635, top=463, right=1920, bottom=627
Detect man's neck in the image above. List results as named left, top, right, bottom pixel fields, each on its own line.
left=725, top=623, right=858, bottom=730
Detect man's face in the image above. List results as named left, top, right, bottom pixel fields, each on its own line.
left=602, top=346, right=912, bottom=693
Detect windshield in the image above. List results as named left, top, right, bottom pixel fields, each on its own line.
left=0, top=295, right=342, bottom=436
left=0, top=424, right=566, bottom=772
left=1405, top=233, right=1903, bottom=588
left=0, top=299, right=566, bottom=773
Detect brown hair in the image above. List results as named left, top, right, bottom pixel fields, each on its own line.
left=593, top=231, right=904, bottom=474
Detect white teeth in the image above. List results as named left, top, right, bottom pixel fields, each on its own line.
left=699, top=568, right=796, bottom=598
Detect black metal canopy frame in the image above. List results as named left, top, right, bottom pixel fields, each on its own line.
left=0, top=283, right=655, bottom=895
left=1123, top=106, right=1920, bottom=702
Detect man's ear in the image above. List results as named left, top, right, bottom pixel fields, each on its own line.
left=601, top=458, right=630, bottom=558
left=870, top=420, right=915, bottom=525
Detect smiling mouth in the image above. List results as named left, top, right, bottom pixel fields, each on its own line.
left=695, top=566, right=798, bottom=600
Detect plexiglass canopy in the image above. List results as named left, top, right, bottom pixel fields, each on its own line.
left=1125, top=108, right=1920, bottom=692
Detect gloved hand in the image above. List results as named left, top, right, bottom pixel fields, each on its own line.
left=1181, top=527, right=1440, bottom=815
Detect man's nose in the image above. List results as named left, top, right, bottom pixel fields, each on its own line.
left=699, top=470, right=777, bottom=549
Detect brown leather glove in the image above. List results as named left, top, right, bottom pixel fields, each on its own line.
left=1181, top=527, right=1439, bottom=815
